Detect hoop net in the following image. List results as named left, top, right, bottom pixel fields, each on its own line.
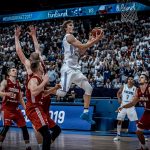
left=117, top=0, right=138, bottom=23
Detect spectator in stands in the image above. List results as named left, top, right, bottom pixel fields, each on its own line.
left=48, top=65, right=58, bottom=87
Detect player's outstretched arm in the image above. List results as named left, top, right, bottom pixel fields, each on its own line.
left=28, top=25, right=41, bottom=56
left=14, top=26, right=29, bottom=66
left=43, top=84, right=61, bottom=96
left=67, top=30, right=104, bottom=54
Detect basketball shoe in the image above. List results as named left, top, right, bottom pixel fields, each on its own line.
left=80, top=112, right=95, bottom=124
left=113, top=135, right=121, bottom=141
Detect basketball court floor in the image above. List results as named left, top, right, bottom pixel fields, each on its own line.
left=0, top=127, right=149, bottom=150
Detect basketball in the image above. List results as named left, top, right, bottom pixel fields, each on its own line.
left=91, top=28, right=102, bottom=37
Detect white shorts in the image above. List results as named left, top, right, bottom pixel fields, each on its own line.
left=117, top=107, right=138, bottom=121
left=60, top=64, right=87, bottom=92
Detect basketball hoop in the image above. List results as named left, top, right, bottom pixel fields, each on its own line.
left=117, top=0, right=138, bottom=23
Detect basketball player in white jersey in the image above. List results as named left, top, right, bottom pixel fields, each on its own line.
left=56, top=20, right=104, bottom=124
left=114, top=75, right=138, bottom=141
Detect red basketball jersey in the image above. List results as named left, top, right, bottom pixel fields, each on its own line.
left=137, top=84, right=150, bottom=110
left=2, top=79, right=21, bottom=111
left=25, top=73, right=33, bottom=101
left=26, top=75, right=43, bottom=106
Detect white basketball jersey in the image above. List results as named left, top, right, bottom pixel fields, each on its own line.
left=62, top=34, right=81, bottom=70
left=121, top=84, right=136, bottom=105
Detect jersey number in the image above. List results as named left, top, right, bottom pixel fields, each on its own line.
left=126, top=95, right=129, bottom=100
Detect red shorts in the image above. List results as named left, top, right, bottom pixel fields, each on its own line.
left=43, top=96, right=56, bottom=129
left=45, top=110, right=56, bottom=129
left=137, top=110, right=150, bottom=130
left=1, top=108, right=26, bottom=127
left=26, top=105, right=49, bottom=131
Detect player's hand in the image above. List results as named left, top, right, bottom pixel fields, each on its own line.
left=95, top=29, right=104, bottom=41
left=115, top=107, right=123, bottom=113
left=55, top=84, right=61, bottom=90
left=89, top=29, right=104, bottom=44
left=14, top=26, right=21, bottom=37
left=27, top=25, right=37, bottom=37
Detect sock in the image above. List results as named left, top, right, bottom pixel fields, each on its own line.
left=0, top=141, right=2, bottom=147
left=38, top=144, right=42, bottom=150
left=25, top=143, right=30, bottom=148
left=84, top=108, right=89, bottom=113
left=117, top=125, right=121, bottom=136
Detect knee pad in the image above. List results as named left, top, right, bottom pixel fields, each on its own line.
left=81, top=81, right=93, bottom=95
left=56, top=89, right=67, bottom=97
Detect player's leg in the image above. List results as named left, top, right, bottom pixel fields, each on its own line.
left=20, top=126, right=32, bottom=150
left=113, top=109, right=126, bottom=141
left=46, top=111, right=61, bottom=143
left=136, top=111, right=149, bottom=150
left=0, top=110, right=11, bottom=147
left=0, top=126, right=10, bottom=146
left=26, top=107, right=52, bottom=150
left=127, top=107, right=139, bottom=127
left=73, top=71, right=94, bottom=124
left=127, top=107, right=148, bottom=143
left=32, top=125, right=43, bottom=149
left=38, top=125, right=51, bottom=150
left=136, top=129, right=149, bottom=150
left=113, top=120, right=122, bottom=141
left=35, top=111, right=61, bottom=147
left=43, top=96, right=61, bottom=144
left=15, top=109, right=31, bottom=150
left=56, top=67, right=73, bottom=97
left=50, top=124, right=61, bottom=143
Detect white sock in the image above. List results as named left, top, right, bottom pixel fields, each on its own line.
left=38, top=144, right=42, bottom=150
left=117, top=125, right=121, bottom=136
left=83, top=109, right=89, bottom=113
left=25, top=143, right=30, bottom=148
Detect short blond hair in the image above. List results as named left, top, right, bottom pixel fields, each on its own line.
left=62, top=20, right=73, bottom=32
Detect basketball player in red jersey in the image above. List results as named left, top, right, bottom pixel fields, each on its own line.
left=0, top=67, right=31, bottom=150
left=26, top=60, right=60, bottom=150
left=15, top=26, right=61, bottom=148
left=118, top=73, right=150, bottom=150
